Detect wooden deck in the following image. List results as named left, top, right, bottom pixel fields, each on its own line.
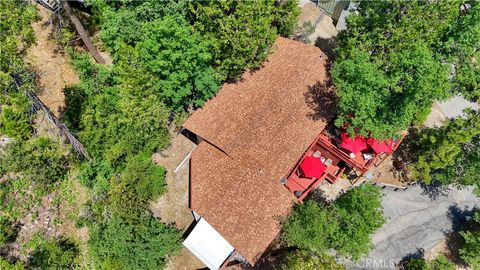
left=283, top=130, right=406, bottom=201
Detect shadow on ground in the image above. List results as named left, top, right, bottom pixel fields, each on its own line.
left=397, top=248, right=425, bottom=269
left=441, top=204, right=479, bottom=267
left=419, top=182, right=452, bottom=201
left=315, top=36, right=336, bottom=60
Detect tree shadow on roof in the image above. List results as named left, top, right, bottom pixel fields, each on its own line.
left=304, top=79, right=338, bottom=122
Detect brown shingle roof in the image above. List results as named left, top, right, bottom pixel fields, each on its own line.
left=183, top=37, right=333, bottom=264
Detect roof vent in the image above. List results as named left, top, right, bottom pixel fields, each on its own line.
left=280, top=177, right=287, bottom=185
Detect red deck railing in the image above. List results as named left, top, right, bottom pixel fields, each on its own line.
left=283, top=130, right=406, bottom=201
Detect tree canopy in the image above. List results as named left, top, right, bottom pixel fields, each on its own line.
left=459, top=211, right=480, bottom=269
left=442, top=3, right=480, bottom=101
left=410, top=110, right=480, bottom=185
left=189, top=0, right=299, bottom=80
left=333, top=1, right=466, bottom=139
left=282, top=250, right=346, bottom=270
left=282, top=184, right=385, bottom=260
left=59, top=1, right=300, bottom=268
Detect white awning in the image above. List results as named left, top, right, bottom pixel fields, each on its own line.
left=183, top=218, right=235, bottom=270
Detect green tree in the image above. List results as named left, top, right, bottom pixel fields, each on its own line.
left=442, top=3, right=480, bottom=101
left=459, top=211, right=480, bottom=269
left=93, top=0, right=188, bottom=51
left=337, top=1, right=459, bottom=62
left=189, top=0, right=299, bottom=80
left=433, top=134, right=480, bottom=196
left=128, top=16, right=220, bottom=109
left=283, top=185, right=385, bottom=260
left=283, top=200, right=336, bottom=253
left=282, top=250, right=346, bottom=270
left=412, top=110, right=480, bottom=184
left=332, top=48, right=390, bottom=137
left=333, top=1, right=460, bottom=138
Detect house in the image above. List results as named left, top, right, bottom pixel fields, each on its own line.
left=181, top=37, right=400, bottom=269
left=181, top=37, right=332, bottom=268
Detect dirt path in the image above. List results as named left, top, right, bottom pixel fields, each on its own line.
left=26, top=4, right=79, bottom=116
left=150, top=132, right=204, bottom=270
left=151, top=132, right=196, bottom=230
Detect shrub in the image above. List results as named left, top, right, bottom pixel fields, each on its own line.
left=282, top=251, right=346, bottom=270
left=28, top=236, right=79, bottom=270
left=0, top=258, right=25, bottom=270
left=459, top=212, right=480, bottom=269
left=0, top=216, right=18, bottom=245
left=88, top=214, right=181, bottom=270
left=0, top=137, right=70, bottom=188
left=109, top=154, right=166, bottom=220
left=0, top=93, right=32, bottom=139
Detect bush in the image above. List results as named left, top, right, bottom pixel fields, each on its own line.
left=0, top=93, right=32, bottom=139
left=0, top=137, right=71, bottom=188
left=429, top=255, right=455, bottom=270
left=405, top=258, right=429, bottom=270
left=109, top=154, right=166, bottom=220
left=0, top=216, right=18, bottom=245
left=0, top=258, right=24, bottom=270
left=28, top=236, right=80, bottom=270
left=282, top=251, right=346, bottom=270
left=403, top=255, right=455, bottom=270
left=88, top=214, right=181, bottom=270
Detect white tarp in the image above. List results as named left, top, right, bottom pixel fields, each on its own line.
left=183, top=218, right=235, bottom=270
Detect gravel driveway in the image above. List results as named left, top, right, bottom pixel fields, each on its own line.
left=347, top=184, right=480, bottom=269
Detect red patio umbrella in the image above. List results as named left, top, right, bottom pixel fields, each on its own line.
left=339, top=132, right=368, bottom=154
left=299, top=156, right=326, bottom=178
left=367, top=138, right=394, bottom=154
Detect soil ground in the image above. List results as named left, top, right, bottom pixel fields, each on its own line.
left=26, top=4, right=80, bottom=116
left=151, top=131, right=196, bottom=230
left=150, top=131, right=204, bottom=270
left=372, top=155, right=409, bottom=188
